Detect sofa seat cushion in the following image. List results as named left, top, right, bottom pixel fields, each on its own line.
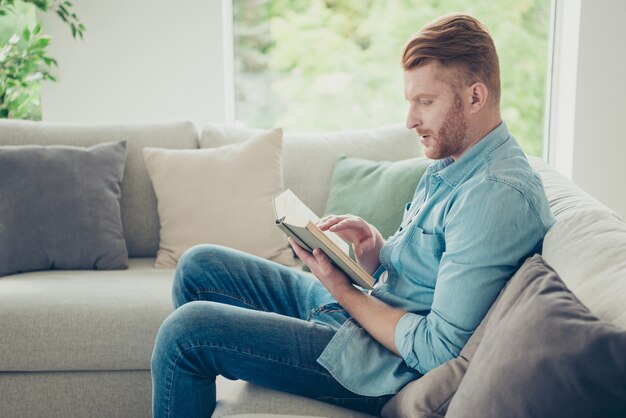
left=220, top=415, right=329, bottom=418
left=214, top=377, right=376, bottom=418
left=0, top=258, right=174, bottom=372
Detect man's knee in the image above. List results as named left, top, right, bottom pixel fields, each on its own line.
left=177, top=244, right=234, bottom=271
left=172, top=244, right=237, bottom=308
left=151, top=301, right=221, bottom=376
left=151, top=302, right=194, bottom=372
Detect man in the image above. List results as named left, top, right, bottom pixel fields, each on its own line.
left=151, top=13, right=555, bottom=417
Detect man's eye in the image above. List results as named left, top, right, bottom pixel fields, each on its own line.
left=420, top=100, right=433, bottom=106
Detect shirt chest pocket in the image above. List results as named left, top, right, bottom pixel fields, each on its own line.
left=393, top=225, right=445, bottom=282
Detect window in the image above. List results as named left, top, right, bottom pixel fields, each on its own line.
left=233, top=0, right=553, bottom=156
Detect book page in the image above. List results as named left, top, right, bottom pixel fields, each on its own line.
left=274, top=189, right=349, bottom=255
left=273, top=189, right=319, bottom=226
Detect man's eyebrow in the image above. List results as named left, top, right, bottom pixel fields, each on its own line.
left=406, top=93, right=438, bottom=100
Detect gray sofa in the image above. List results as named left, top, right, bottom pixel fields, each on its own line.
left=1, top=120, right=625, bottom=418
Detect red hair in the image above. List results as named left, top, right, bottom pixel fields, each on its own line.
left=402, top=14, right=500, bottom=105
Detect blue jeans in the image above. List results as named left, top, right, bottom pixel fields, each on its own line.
left=151, top=244, right=391, bottom=417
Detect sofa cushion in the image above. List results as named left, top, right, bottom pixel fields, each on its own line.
left=0, top=119, right=199, bottom=257
left=0, top=259, right=173, bottom=372
left=143, top=129, right=294, bottom=268
left=529, top=157, right=626, bottom=328
left=214, top=377, right=375, bottom=418
left=445, top=255, right=626, bottom=418
left=0, top=370, right=152, bottom=418
left=528, top=157, right=612, bottom=218
left=542, top=209, right=626, bottom=328
left=0, top=141, right=128, bottom=276
left=324, top=156, right=431, bottom=240
left=200, top=124, right=421, bottom=217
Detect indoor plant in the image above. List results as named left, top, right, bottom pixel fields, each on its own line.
left=0, top=0, right=84, bottom=119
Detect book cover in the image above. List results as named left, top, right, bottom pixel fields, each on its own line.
left=273, top=189, right=375, bottom=289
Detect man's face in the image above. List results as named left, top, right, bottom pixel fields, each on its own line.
left=404, top=61, right=470, bottom=160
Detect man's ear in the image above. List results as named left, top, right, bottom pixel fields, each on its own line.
left=469, top=83, right=489, bottom=113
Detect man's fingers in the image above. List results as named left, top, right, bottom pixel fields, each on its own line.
left=289, top=238, right=328, bottom=274
left=313, top=248, right=335, bottom=276
left=354, top=237, right=374, bottom=257
left=317, top=214, right=365, bottom=231
left=317, top=215, right=346, bottom=230
left=327, top=216, right=365, bottom=232
left=288, top=238, right=311, bottom=261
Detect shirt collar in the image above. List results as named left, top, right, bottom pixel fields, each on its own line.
left=427, top=121, right=510, bottom=188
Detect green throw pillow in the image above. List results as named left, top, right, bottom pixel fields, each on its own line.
left=323, top=156, right=431, bottom=240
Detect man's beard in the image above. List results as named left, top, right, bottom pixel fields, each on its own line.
left=427, top=95, right=468, bottom=160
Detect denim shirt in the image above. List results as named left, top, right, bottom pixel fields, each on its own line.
left=317, top=122, right=556, bottom=396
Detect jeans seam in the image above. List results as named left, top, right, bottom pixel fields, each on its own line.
left=307, top=309, right=346, bottom=321
left=180, top=342, right=330, bottom=377
left=307, top=303, right=347, bottom=320
left=194, top=288, right=267, bottom=311
left=165, top=349, right=185, bottom=418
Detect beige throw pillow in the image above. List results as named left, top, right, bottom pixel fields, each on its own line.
left=143, top=129, right=294, bottom=268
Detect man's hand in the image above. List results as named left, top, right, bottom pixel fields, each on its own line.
left=316, top=215, right=385, bottom=274
left=316, top=215, right=377, bottom=257
left=288, top=237, right=356, bottom=296
left=288, top=236, right=404, bottom=357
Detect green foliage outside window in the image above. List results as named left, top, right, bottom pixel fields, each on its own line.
left=234, top=0, right=552, bottom=156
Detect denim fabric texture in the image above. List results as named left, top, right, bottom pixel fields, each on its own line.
left=317, top=122, right=556, bottom=395
left=151, top=245, right=392, bottom=418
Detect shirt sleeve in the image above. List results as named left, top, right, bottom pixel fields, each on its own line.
left=394, top=178, right=549, bottom=374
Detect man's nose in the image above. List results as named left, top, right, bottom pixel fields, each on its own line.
left=406, top=108, right=422, bottom=130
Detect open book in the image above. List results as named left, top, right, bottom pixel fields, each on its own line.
left=272, top=189, right=375, bottom=290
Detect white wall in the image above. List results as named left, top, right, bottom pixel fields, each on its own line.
left=39, top=0, right=626, bottom=218
left=549, top=0, right=626, bottom=219
left=570, top=0, right=626, bottom=219
left=39, top=0, right=229, bottom=127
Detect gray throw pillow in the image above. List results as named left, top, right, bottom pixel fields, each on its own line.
left=0, top=141, right=128, bottom=276
left=446, top=254, right=626, bottom=418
